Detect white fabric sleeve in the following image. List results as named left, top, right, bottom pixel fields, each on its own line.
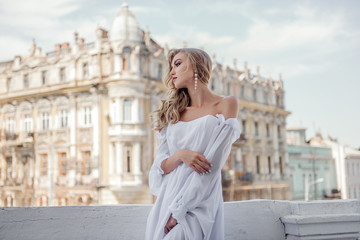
left=148, top=126, right=171, bottom=196
left=168, top=115, right=241, bottom=223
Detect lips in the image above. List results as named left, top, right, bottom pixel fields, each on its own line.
left=172, top=77, right=177, bottom=81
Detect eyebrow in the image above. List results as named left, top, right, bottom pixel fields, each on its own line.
left=172, top=58, right=181, bottom=65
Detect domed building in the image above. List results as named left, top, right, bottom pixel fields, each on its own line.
left=0, top=3, right=290, bottom=206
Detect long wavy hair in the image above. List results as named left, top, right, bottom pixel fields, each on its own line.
left=150, top=48, right=213, bottom=132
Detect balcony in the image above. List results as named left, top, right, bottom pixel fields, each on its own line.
left=0, top=199, right=358, bottom=239
left=4, top=132, right=18, bottom=141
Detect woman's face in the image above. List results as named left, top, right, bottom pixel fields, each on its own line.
left=170, top=52, right=194, bottom=89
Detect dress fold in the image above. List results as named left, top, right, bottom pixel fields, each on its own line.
left=145, top=113, right=241, bottom=240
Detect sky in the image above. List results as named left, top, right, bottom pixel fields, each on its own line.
left=0, top=0, right=359, bottom=148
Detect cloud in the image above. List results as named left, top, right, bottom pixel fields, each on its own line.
left=0, top=0, right=108, bottom=61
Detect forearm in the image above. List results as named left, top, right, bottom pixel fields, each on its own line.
left=161, top=150, right=182, bottom=175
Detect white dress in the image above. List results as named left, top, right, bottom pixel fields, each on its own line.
left=145, top=113, right=241, bottom=240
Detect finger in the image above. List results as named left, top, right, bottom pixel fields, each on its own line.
left=198, top=160, right=211, bottom=172
left=199, top=154, right=212, bottom=168
left=194, top=162, right=208, bottom=174
left=191, top=164, right=201, bottom=174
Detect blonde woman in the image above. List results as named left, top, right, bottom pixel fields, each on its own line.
left=145, top=48, right=241, bottom=240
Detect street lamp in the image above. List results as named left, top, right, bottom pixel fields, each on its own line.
left=305, top=178, right=324, bottom=201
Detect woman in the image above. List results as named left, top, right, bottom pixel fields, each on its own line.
left=145, top=48, right=241, bottom=240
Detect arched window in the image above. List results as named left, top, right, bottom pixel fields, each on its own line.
left=5, top=196, right=13, bottom=206
left=122, top=47, right=131, bottom=71
left=125, top=144, right=133, bottom=173
left=268, top=156, right=272, bottom=174
left=40, top=195, right=48, bottom=206
left=24, top=74, right=29, bottom=89
left=256, top=156, right=260, bottom=174
left=123, top=99, right=132, bottom=122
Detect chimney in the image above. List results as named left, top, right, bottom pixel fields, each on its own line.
left=55, top=43, right=61, bottom=51
left=62, top=42, right=69, bottom=49
left=79, top=38, right=85, bottom=45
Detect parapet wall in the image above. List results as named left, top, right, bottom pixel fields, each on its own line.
left=0, top=199, right=359, bottom=240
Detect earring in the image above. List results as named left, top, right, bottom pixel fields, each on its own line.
left=194, top=72, right=198, bottom=90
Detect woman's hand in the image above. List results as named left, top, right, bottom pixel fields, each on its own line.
left=176, top=149, right=212, bottom=174
left=165, top=214, right=178, bottom=234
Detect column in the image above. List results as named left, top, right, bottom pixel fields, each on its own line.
left=133, top=142, right=141, bottom=175
left=92, top=93, right=99, bottom=164
left=12, top=148, right=16, bottom=179
left=115, top=142, right=122, bottom=175
left=109, top=142, right=114, bottom=175
left=272, top=119, right=280, bottom=180
left=69, top=94, right=77, bottom=170
left=114, top=54, right=121, bottom=73
left=133, top=98, right=139, bottom=122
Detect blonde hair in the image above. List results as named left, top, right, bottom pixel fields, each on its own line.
left=150, top=48, right=212, bottom=132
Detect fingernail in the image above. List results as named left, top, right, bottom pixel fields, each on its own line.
left=200, top=173, right=203, bottom=176
left=211, top=163, right=213, bottom=167
left=205, top=171, right=209, bottom=174
left=208, top=169, right=212, bottom=173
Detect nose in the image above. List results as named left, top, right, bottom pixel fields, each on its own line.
left=170, top=67, right=175, bottom=75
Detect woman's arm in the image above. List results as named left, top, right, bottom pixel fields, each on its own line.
left=161, top=150, right=212, bottom=175
left=168, top=97, right=240, bottom=223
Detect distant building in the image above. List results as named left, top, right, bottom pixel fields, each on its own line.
left=310, top=135, right=360, bottom=199
left=287, top=128, right=337, bottom=200
left=0, top=3, right=290, bottom=206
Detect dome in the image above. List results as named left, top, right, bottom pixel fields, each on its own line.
left=109, top=2, right=143, bottom=42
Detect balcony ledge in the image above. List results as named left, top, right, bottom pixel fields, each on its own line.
left=0, top=199, right=359, bottom=240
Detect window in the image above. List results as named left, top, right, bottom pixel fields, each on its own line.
left=276, top=95, right=282, bottom=106
left=40, top=154, right=48, bottom=176
left=40, top=195, right=48, bottom=206
left=58, top=152, right=68, bottom=176
left=24, top=114, right=32, bottom=133
left=82, top=151, right=92, bottom=175
left=279, top=157, right=283, bottom=175
left=264, top=92, right=268, bottom=104
left=24, top=74, right=29, bottom=88
left=6, top=118, right=15, bottom=133
left=268, top=156, right=272, bottom=174
left=254, top=121, right=259, bottom=136
left=122, top=47, right=131, bottom=71
left=125, top=145, right=132, bottom=173
left=241, top=120, right=246, bottom=135
left=83, top=107, right=92, bottom=126
left=59, top=67, right=66, bottom=82
left=41, top=112, right=50, bottom=130
left=123, top=99, right=132, bottom=122
left=227, top=82, right=231, bottom=95
left=253, top=89, right=257, bottom=101
left=266, top=123, right=270, bottom=137
left=58, top=197, right=68, bottom=206
left=157, top=63, right=163, bottom=80
left=60, top=110, right=68, bottom=128
left=83, top=63, right=89, bottom=78
left=6, top=77, right=11, bottom=92
left=5, top=196, right=13, bottom=207
left=256, top=156, right=260, bottom=174
left=241, top=86, right=245, bottom=98
left=277, top=125, right=281, bottom=138
left=6, top=157, right=12, bottom=179
left=41, top=71, right=47, bottom=85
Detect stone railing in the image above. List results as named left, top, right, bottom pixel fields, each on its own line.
left=0, top=199, right=359, bottom=240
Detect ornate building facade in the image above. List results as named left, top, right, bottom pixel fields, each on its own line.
left=0, top=3, right=290, bottom=206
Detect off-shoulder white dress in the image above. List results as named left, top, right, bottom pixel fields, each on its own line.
left=145, top=113, right=241, bottom=240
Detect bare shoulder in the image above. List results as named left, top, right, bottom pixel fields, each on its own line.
left=218, top=96, right=238, bottom=119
